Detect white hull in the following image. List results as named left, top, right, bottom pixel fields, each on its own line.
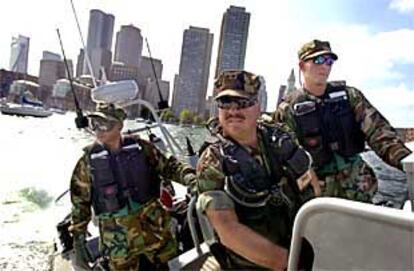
left=1, top=104, right=52, bottom=118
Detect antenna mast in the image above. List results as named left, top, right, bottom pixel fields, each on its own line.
left=145, top=38, right=168, bottom=110
left=69, top=0, right=97, bottom=88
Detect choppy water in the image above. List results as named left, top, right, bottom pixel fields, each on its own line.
left=0, top=112, right=410, bottom=270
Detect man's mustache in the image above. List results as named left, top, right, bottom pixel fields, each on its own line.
left=225, top=113, right=245, bottom=120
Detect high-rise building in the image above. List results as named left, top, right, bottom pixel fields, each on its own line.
left=83, top=9, right=114, bottom=79
left=277, top=85, right=287, bottom=107
left=172, top=26, right=213, bottom=117
left=258, top=75, right=268, bottom=112
left=38, top=58, right=67, bottom=87
left=9, top=35, right=30, bottom=73
left=114, top=25, right=143, bottom=68
left=138, top=56, right=163, bottom=81
left=287, top=68, right=296, bottom=93
left=109, top=62, right=139, bottom=82
left=143, top=79, right=170, bottom=110
left=277, top=69, right=296, bottom=107
left=76, top=49, right=84, bottom=78
left=137, top=56, right=164, bottom=100
left=215, top=6, right=250, bottom=77
left=42, top=51, right=61, bottom=61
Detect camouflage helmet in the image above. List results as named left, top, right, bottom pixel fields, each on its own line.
left=214, top=70, right=261, bottom=100
left=88, top=103, right=127, bottom=122
left=298, top=39, right=338, bottom=61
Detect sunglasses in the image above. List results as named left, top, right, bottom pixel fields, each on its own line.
left=312, top=55, right=335, bottom=66
left=217, top=96, right=257, bottom=110
left=89, top=118, right=117, bottom=132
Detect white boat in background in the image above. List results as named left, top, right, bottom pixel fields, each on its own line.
left=0, top=102, right=53, bottom=118
left=1, top=88, right=53, bottom=118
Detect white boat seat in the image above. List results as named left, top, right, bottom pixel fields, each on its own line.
left=288, top=197, right=414, bottom=270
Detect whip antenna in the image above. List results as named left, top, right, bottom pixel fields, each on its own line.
left=56, top=28, right=88, bottom=129
left=145, top=38, right=168, bottom=110
left=69, top=0, right=97, bottom=88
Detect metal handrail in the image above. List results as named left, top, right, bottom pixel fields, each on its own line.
left=120, top=99, right=183, bottom=156
left=402, top=152, right=414, bottom=211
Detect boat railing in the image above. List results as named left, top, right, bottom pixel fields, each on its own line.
left=288, top=196, right=414, bottom=270
left=120, top=99, right=183, bottom=157
left=403, top=152, right=414, bottom=211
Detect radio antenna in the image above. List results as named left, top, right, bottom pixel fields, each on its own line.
left=69, top=0, right=97, bottom=88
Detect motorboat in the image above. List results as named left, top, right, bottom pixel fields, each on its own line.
left=0, top=96, right=52, bottom=118
left=50, top=80, right=414, bottom=271
left=0, top=102, right=53, bottom=118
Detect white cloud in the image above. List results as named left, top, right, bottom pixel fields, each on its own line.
left=389, top=0, right=414, bottom=13
left=364, top=84, right=414, bottom=127
left=327, top=26, right=414, bottom=85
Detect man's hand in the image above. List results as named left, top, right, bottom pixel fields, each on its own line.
left=309, top=169, right=321, bottom=197
left=206, top=208, right=288, bottom=270
left=73, top=234, right=91, bottom=270
left=296, top=169, right=321, bottom=197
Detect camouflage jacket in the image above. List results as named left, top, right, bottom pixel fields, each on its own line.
left=69, top=135, right=196, bottom=236
left=275, top=84, right=411, bottom=171
left=196, top=123, right=310, bottom=268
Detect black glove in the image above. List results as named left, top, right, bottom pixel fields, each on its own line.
left=73, top=234, right=91, bottom=270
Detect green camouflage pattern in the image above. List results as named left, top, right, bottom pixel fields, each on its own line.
left=69, top=136, right=196, bottom=270
left=196, top=127, right=303, bottom=269
left=297, top=39, right=338, bottom=61
left=275, top=85, right=412, bottom=202
left=88, top=102, right=127, bottom=122
left=213, top=70, right=261, bottom=99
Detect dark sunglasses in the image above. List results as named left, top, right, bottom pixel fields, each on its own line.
left=89, top=118, right=117, bottom=132
left=312, top=55, right=335, bottom=66
left=217, top=96, right=257, bottom=110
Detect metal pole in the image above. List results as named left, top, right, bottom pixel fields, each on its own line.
left=69, top=0, right=97, bottom=88
left=56, top=28, right=88, bottom=129
left=402, top=153, right=414, bottom=211
left=144, top=38, right=168, bottom=110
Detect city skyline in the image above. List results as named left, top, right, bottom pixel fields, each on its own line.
left=0, top=0, right=413, bottom=126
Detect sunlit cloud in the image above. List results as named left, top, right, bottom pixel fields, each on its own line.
left=389, top=0, right=414, bottom=13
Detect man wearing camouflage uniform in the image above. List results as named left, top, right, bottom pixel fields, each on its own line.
left=275, top=39, right=412, bottom=203
left=196, top=70, right=320, bottom=270
left=69, top=103, right=196, bottom=270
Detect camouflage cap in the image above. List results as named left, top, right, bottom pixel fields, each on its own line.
left=213, top=70, right=261, bottom=100
left=88, top=103, right=127, bottom=122
left=298, top=39, right=338, bottom=61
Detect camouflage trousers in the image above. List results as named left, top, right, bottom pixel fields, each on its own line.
left=321, top=160, right=377, bottom=203
left=99, top=199, right=178, bottom=271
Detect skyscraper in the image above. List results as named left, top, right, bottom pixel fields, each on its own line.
left=215, top=6, right=250, bottom=77
left=83, top=9, right=114, bottom=79
left=257, top=75, right=268, bottom=112
left=9, top=35, right=30, bottom=73
left=76, top=49, right=84, bottom=78
left=277, top=69, right=296, bottom=107
left=114, top=25, right=143, bottom=68
left=38, top=53, right=69, bottom=87
left=172, top=26, right=213, bottom=117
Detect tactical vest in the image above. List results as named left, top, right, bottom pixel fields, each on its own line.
left=88, top=137, right=159, bottom=215
left=201, top=124, right=310, bottom=216
left=290, top=82, right=365, bottom=168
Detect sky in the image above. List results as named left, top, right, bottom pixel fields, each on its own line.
left=0, top=0, right=413, bottom=127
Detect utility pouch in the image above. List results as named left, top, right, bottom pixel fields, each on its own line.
left=294, top=101, right=316, bottom=116
left=85, top=237, right=101, bottom=263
